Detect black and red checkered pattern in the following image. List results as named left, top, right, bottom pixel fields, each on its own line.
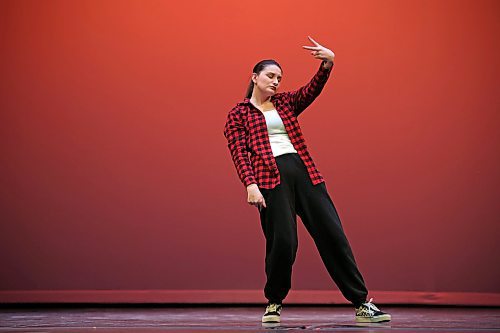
left=223, top=61, right=333, bottom=189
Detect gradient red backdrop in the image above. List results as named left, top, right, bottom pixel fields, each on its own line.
left=1, top=0, right=499, bottom=305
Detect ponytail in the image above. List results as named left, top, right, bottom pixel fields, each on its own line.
left=245, top=81, right=254, bottom=99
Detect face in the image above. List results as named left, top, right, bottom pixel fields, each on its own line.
left=252, top=64, right=282, bottom=96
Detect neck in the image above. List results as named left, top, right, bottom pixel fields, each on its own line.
left=250, top=88, right=271, bottom=106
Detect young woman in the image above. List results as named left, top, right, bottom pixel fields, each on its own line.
left=223, top=36, right=391, bottom=324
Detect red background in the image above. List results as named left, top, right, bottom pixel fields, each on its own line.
left=1, top=0, right=499, bottom=304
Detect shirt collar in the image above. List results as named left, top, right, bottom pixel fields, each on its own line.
left=241, top=94, right=277, bottom=105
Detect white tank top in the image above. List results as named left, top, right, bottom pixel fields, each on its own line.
left=262, top=109, right=298, bottom=157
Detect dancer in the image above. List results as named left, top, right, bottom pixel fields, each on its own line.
left=223, top=36, right=391, bottom=324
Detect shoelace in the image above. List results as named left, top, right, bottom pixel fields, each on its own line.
left=267, top=303, right=281, bottom=313
left=360, top=298, right=380, bottom=315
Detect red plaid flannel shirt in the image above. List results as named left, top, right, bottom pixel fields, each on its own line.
left=223, top=60, right=333, bottom=189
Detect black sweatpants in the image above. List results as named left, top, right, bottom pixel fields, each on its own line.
left=258, top=152, right=368, bottom=307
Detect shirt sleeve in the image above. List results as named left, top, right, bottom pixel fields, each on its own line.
left=286, top=60, right=333, bottom=117
left=223, top=107, right=257, bottom=188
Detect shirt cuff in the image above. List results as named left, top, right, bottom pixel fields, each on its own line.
left=243, top=176, right=257, bottom=188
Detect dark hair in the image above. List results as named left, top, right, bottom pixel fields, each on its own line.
left=245, top=59, right=283, bottom=99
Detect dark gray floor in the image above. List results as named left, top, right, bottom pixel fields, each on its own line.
left=0, top=305, right=499, bottom=332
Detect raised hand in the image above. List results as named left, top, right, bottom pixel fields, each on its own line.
left=302, top=36, right=335, bottom=63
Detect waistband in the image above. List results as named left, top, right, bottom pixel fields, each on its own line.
left=275, top=152, right=299, bottom=160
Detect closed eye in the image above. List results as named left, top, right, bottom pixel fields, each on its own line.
left=268, top=74, right=282, bottom=82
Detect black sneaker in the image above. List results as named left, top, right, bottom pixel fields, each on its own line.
left=355, top=298, right=391, bottom=323
left=262, top=302, right=282, bottom=323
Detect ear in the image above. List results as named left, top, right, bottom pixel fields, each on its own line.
left=251, top=73, right=258, bottom=84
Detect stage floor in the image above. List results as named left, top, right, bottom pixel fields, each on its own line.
left=0, top=305, right=499, bottom=332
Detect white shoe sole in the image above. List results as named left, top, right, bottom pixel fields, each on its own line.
left=356, top=313, right=391, bottom=323
left=262, top=314, right=280, bottom=323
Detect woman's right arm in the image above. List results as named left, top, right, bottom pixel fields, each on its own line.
left=223, top=107, right=257, bottom=188
left=223, top=107, right=266, bottom=208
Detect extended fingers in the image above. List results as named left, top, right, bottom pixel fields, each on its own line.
left=303, top=35, right=322, bottom=50
left=308, top=35, right=321, bottom=46
left=302, top=45, right=320, bottom=50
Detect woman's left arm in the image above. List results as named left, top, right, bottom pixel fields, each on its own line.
left=286, top=36, right=335, bottom=117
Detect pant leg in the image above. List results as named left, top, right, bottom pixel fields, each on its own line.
left=290, top=154, right=368, bottom=307
left=258, top=154, right=299, bottom=304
